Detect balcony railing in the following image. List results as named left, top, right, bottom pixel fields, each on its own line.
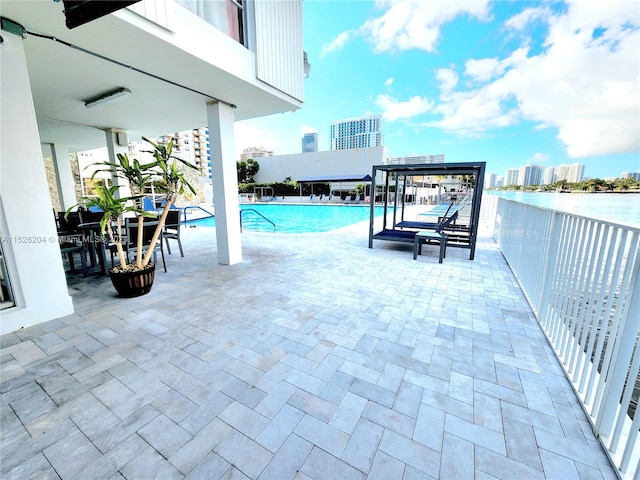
left=482, top=194, right=640, bottom=478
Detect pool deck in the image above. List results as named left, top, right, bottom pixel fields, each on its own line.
left=0, top=219, right=617, bottom=479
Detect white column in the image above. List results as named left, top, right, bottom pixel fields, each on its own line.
left=207, top=101, right=242, bottom=265
left=0, top=30, right=73, bottom=334
left=105, top=129, right=131, bottom=198
left=51, top=143, right=77, bottom=211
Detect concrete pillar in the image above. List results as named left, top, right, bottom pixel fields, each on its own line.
left=207, top=101, right=242, bottom=265
left=51, top=143, right=77, bottom=210
left=0, top=29, right=73, bottom=334
left=105, top=129, right=131, bottom=198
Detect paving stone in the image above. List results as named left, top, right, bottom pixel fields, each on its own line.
left=363, top=401, right=415, bottom=437
left=169, top=418, right=232, bottom=475
left=2, top=452, right=60, bottom=480
left=300, top=447, right=366, bottom=480
left=120, top=445, right=184, bottom=480
left=368, top=451, right=406, bottom=480
left=341, top=417, right=384, bottom=473
left=294, top=414, right=350, bottom=458
left=214, top=429, right=273, bottom=479
left=218, top=400, right=269, bottom=439
left=180, top=390, right=234, bottom=435
left=288, top=389, right=337, bottom=423
left=256, top=404, right=305, bottom=453
left=440, top=432, right=474, bottom=479
left=184, top=452, right=231, bottom=480
left=138, top=414, right=192, bottom=459
left=258, top=434, right=313, bottom=480
left=413, top=403, right=445, bottom=452
left=378, top=429, right=440, bottom=478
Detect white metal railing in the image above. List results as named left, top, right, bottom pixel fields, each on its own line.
left=483, top=194, right=640, bottom=478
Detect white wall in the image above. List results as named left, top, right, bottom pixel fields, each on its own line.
left=254, top=146, right=386, bottom=183
left=0, top=31, right=74, bottom=334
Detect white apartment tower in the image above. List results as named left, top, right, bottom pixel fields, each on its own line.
left=386, top=154, right=445, bottom=165
left=484, top=172, right=498, bottom=189
left=518, top=165, right=545, bottom=186
left=241, top=147, right=273, bottom=162
left=330, top=115, right=383, bottom=150
left=554, top=163, right=585, bottom=183
left=504, top=168, right=520, bottom=186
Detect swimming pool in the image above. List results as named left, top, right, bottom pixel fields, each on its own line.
left=189, top=204, right=385, bottom=233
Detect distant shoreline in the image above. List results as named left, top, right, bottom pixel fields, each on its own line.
left=489, top=189, right=640, bottom=194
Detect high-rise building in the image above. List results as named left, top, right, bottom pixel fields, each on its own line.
left=385, top=154, right=444, bottom=165
left=622, top=172, right=640, bottom=181
left=485, top=172, right=497, bottom=189
left=518, top=165, right=544, bottom=186
left=544, top=167, right=555, bottom=185
left=145, top=129, right=212, bottom=178
left=504, top=168, right=519, bottom=186
left=302, top=132, right=318, bottom=153
left=330, top=115, right=383, bottom=150
left=240, top=147, right=273, bottom=162
left=552, top=163, right=585, bottom=183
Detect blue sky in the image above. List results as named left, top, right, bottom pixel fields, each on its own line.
left=236, top=0, right=640, bottom=180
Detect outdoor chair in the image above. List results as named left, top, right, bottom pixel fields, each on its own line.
left=59, top=235, right=88, bottom=276
left=413, top=211, right=459, bottom=263
left=163, top=209, right=184, bottom=257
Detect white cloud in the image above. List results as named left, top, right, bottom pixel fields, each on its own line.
left=385, top=77, right=394, bottom=87
left=436, top=68, right=458, bottom=93
left=301, top=125, right=317, bottom=134
left=234, top=123, right=280, bottom=158
left=360, top=0, right=491, bottom=53
left=530, top=152, right=551, bottom=163
left=376, top=94, right=433, bottom=121
left=465, top=47, right=528, bottom=82
left=505, top=6, right=552, bottom=31
left=430, top=1, right=640, bottom=157
left=320, top=30, right=352, bottom=58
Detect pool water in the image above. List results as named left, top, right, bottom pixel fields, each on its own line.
left=190, top=204, right=385, bottom=233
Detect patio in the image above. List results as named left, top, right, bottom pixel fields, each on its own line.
left=0, top=219, right=617, bottom=479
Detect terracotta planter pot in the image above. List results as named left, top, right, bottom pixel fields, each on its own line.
left=109, top=263, right=155, bottom=298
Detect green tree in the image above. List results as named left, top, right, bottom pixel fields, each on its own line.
left=237, top=159, right=260, bottom=183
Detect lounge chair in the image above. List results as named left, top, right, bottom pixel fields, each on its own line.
left=413, top=211, right=459, bottom=263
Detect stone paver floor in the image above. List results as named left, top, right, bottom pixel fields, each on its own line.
left=0, top=219, right=617, bottom=479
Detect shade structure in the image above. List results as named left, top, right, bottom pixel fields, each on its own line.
left=368, top=162, right=486, bottom=260
left=298, top=174, right=372, bottom=183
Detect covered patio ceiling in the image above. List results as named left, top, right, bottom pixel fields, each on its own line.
left=1, top=0, right=301, bottom=153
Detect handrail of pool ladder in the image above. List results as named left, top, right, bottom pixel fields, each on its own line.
left=240, top=208, right=276, bottom=232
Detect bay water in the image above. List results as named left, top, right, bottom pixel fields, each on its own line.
left=487, top=191, right=640, bottom=228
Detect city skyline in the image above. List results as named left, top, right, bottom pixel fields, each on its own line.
left=234, top=0, right=639, bottom=180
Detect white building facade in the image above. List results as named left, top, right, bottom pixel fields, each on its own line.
left=254, top=146, right=386, bottom=184
left=551, top=163, right=585, bottom=183
left=330, top=115, right=383, bottom=150
left=518, top=164, right=545, bottom=186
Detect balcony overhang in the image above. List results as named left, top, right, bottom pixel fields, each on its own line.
left=1, top=0, right=302, bottom=152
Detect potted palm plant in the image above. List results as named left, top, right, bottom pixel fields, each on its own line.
left=68, top=136, right=197, bottom=297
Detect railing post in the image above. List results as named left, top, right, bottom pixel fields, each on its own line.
left=537, top=211, right=560, bottom=331
left=595, top=241, right=640, bottom=437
